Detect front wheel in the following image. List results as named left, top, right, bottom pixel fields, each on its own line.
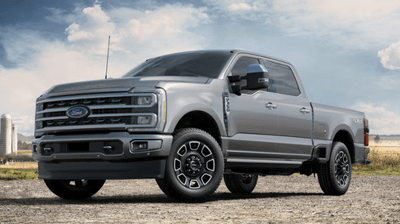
left=224, top=173, right=258, bottom=195
left=318, top=142, right=352, bottom=195
left=156, top=128, right=224, bottom=202
left=44, top=179, right=105, bottom=200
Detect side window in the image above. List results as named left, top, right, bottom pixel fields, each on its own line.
left=261, top=59, right=301, bottom=96
left=230, top=56, right=260, bottom=94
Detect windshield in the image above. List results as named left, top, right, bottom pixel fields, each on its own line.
left=122, top=51, right=232, bottom=79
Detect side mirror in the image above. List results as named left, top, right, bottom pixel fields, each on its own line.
left=228, top=75, right=242, bottom=96
left=246, top=64, right=269, bottom=90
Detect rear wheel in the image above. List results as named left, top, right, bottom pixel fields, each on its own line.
left=318, top=142, right=352, bottom=195
left=224, top=173, right=258, bottom=194
left=44, top=179, right=105, bottom=200
left=156, top=128, right=224, bottom=202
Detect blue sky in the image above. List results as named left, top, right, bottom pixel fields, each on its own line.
left=0, top=0, right=400, bottom=135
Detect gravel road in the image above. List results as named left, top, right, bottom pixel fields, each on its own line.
left=1, top=175, right=399, bottom=223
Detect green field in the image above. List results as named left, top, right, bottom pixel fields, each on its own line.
left=0, top=146, right=399, bottom=180
left=0, top=168, right=38, bottom=181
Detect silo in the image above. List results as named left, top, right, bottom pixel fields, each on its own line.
left=11, top=124, right=18, bottom=154
left=0, top=114, right=12, bottom=156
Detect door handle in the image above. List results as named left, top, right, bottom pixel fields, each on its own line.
left=300, top=107, right=311, bottom=114
left=266, top=102, right=277, bottom=109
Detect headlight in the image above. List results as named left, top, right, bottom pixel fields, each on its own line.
left=131, top=94, right=156, bottom=106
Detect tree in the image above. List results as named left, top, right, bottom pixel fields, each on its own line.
left=374, top=135, right=380, bottom=144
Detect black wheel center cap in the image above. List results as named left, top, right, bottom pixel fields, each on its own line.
left=183, top=153, right=204, bottom=177
left=190, top=161, right=200, bottom=169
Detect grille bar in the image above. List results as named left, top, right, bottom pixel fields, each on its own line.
left=36, top=104, right=153, bottom=114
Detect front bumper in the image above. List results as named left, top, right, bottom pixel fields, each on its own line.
left=38, top=160, right=167, bottom=179
left=32, top=132, right=173, bottom=179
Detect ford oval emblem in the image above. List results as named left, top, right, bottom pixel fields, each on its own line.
left=66, top=106, right=90, bottom=119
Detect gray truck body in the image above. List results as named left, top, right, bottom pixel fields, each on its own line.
left=33, top=50, right=370, bottom=181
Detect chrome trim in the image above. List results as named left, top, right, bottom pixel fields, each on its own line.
left=36, top=113, right=156, bottom=122
left=37, top=104, right=157, bottom=114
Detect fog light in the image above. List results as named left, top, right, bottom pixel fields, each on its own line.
left=137, top=115, right=151, bottom=124
left=131, top=141, right=148, bottom=151
left=130, top=140, right=162, bottom=153
left=138, top=143, right=147, bottom=149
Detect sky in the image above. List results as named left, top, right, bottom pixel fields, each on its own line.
left=0, top=0, right=400, bottom=136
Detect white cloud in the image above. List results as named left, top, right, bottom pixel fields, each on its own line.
left=0, top=3, right=210, bottom=135
left=353, top=103, right=400, bottom=135
left=378, top=39, right=400, bottom=70
left=111, top=4, right=210, bottom=56
left=205, top=0, right=400, bottom=50
left=228, top=3, right=257, bottom=11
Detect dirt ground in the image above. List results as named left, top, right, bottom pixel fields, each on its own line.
left=1, top=175, right=399, bottom=223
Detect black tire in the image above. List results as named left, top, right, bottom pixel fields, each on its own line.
left=318, top=142, right=352, bottom=195
left=44, top=179, right=105, bottom=200
left=156, top=128, right=224, bottom=202
left=224, top=173, right=258, bottom=195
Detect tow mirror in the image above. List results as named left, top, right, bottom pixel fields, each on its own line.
left=246, top=64, right=269, bottom=90
left=228, top=75, right=241, bottom=82
left=228, top=75, right=242, bottom=96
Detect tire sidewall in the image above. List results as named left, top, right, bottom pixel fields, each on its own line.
left=164, top=129, right=224, bottom=199
left=237, top=174, right=258, bottom=192
left=328, top=142, right=352, bottom=195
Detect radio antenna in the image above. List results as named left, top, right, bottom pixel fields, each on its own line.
left=105, top=35, right=111, bottom=79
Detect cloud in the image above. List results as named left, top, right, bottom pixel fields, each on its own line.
left=378, top=39, right=400, bottom=70
left=228, top=3, right=257, bottom=11
left=0, top=3, right=210, bottom=135
left=205, top=0, right=400, bottom=50
left=353, top=103, right=400, bottom=135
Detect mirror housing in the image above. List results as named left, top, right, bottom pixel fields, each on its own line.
left=246, top=64, right=269, bottom=90
left=228, top=75, right=241, bottom=83
left=231, top=85, right=241, bottom=96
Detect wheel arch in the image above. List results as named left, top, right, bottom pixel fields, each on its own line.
left=332, top=130, right=355, bottom=163
left=173, top=110, right=222, bottom=148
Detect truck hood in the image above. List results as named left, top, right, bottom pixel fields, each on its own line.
left=43, top=76, right=209, bottom=97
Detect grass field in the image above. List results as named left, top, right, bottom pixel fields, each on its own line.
left=17, top=150, right=33, bottom=154
left=0, top=146, right=399, bottom=180
left=0, top=162, right=38, bottom=181
left=353, top=146, right=400, bottom=175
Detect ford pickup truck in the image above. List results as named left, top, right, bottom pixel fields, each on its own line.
left=33, top=50, right=370, bottom=202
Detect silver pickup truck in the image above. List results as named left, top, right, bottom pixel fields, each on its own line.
left=33, top=50, right=370, bottom=202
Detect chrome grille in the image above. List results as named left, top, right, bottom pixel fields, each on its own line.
left=35, top=93, right=158, bottom=133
